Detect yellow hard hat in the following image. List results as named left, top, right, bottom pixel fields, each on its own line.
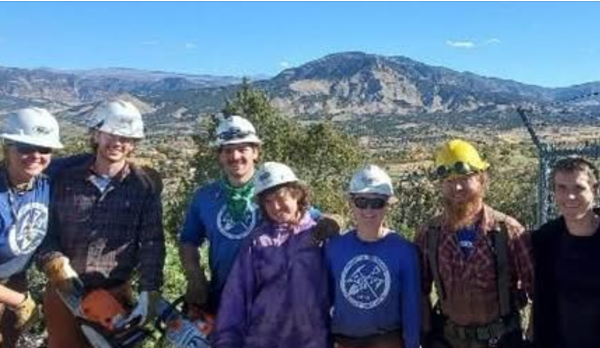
left=434, top=139, right=489, bottom=178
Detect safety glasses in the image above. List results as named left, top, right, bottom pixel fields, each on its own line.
left=7, top=141, right=52, bottom=155
left=436, top=161, right=478, bottom=179
left=218, top=129, right=255, bottom=141
left=352, top=196, right=388, bottom=210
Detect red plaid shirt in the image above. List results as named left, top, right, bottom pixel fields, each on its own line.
left=39, top=160, right=165, bottom=291
left=415, top=205, right=533, bottom=327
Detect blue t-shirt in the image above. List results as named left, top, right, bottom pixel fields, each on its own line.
left=325, top=229, right=421, bottom=348
left=457, top=225, right=478, bottom=257
left=180, top=180, right=262, bottom=297
left=0, top=171, right=50, bottom=279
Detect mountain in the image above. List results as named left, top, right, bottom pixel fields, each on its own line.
left=1, top=52, right=599, bottom=138
left=0, top=66, right=243, bottom=110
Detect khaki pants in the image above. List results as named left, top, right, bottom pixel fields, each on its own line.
left=43, top=282, right=133, bottom=348
left=0, top=274, right=28, bottom=348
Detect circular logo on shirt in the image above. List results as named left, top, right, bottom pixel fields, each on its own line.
left=216, top=204, right=257, bottom=240
left=340, top=254, right=391, bottom=309
left=8, top=202, right=48, bottom=255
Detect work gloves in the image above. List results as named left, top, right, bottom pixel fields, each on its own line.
left=7, top=292, right=39, bottom=331
left=43, top=257, right=83, bottom=294
left=125, top=290, right=161, bottom=326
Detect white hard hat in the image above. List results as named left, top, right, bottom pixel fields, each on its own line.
left=212, top=115, right=261, bottom=147
left=91, top=100, right=144, bottom=139
left=0, top=107, right=63, bottom=149
left=254, top=162, right=299, bottom=196
left=349, top=165, right=395, bottom=197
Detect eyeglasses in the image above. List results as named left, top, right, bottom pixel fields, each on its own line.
left=435, top=161, right=479, bottom=179
left=8, top=142, right=52, bottom=155
left=218, top=129, right=255, bottom=141
left=352, top=196, right=388, bottom=210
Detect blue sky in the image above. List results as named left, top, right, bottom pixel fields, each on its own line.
left=0, top=2, right=599, bottom=88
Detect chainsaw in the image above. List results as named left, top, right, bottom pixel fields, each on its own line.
left=57, top=282, right=151, bottom=348
left=154, top=296, right=214, bottom=348
left=59, top=281, right=214, bottom=348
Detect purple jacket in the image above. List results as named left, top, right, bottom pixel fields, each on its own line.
left=211, top=212, right=331, bottom=348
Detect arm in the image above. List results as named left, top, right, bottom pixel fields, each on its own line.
left=510, top=225, right=534, bottom=301
left=179, top=193, right=209, bottom=306
left=0, top=284, right=26, bottom=307
left=211, top=242, right=255, bottom=348
left=36, top=179, right=66, bottom=268
left=137, top=189, right=166, bottom=292
left=414, top=226, right=433, bottom=333
left=401, top=244, right=421, bottom=348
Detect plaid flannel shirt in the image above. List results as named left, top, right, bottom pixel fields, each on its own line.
left=415, top=205, right=533, bottom=328
left=39, top=160, right=165, bottom=291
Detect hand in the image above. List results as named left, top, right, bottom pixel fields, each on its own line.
left=43, top=257, right=83, bottom=294
left=185, top=272, right=209, bottom=308
left=125, top=291, right=161, bottom=326
left=8, top=292, right=39, bottom=331
left=312, top=214, right=343, bottom=245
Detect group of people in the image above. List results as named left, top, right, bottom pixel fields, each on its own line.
left=0, top=100, right=597, bottom=348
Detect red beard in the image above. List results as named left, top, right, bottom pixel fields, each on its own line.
left=443, top=191, right=484, bottom=231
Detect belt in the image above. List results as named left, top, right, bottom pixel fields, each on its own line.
left=444, top=314, right=520, bottom=342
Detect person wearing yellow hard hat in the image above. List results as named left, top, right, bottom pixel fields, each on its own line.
left=416, top=139, right=533, bottom=348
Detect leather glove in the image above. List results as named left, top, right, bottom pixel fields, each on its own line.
left=185, top=271, right=209, bottom=309
left=312, top=214, right=343, bottom=245
left=43, top=257, right=82, bottom=294
left=125, top=290, right=161, bottom=326
left=8, top=292, right=39, bottom=331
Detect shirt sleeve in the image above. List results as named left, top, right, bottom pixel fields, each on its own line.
left=36, top=177, right=66, bottom=267
left=138, top=189, right=166, bottom=291
left=508, top=222, right=534, bottom=300
left=179, top=191, right=207, bottom=247
left=211, top=241, right=255, bottom=348
left=413, top=225, right=433, bottom=332
left=401, top=243, right=422, bottom=348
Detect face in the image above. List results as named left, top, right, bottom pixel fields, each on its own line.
left=441, top=173, right=485, bottom=205
left=218, top=143, right=259, bottom=183
left=5, top=143, right=52, bottom=183
left=263, top=187, right=301, bottom=225
left=554, top=170, right=597, bottom=222
left=94, top=131, right=136, bottom=163
left=350, top=193, right=389, bottom=228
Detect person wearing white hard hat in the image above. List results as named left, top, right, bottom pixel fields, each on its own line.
left=212, top=162, right=331, bottom=348
left=324, top=165, right=421, bottom=348
left=0, top=107, right=63, bottom=347
left=38, top=99, right=165, bottom=348
left=179, top=115, right=340, bottom=320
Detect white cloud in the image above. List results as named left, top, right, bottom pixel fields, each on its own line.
left=279, top=61, right=291, bottom=69
left=446, top=40, right=476, bottom=49
left=484, top=38, right=501, bottom=45
left=184, top=43, right=197, bottom=49
left=141, top=40, right=159, bottom=46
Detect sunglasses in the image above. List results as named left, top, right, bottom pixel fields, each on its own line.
left=8, top=142, right=52, bottom=155
left=352, top=196, right=388, bottom=210
left=218, top=129, right=255, bottom=141
left=436, top=161, right=479, bottom=179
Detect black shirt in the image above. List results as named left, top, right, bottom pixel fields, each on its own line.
left=555, top=228, right=600, bottom=348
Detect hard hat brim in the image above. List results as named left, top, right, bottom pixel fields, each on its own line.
left=211, top=136, right=262, bottom=148
left=1, top=133, right=64, bottom=149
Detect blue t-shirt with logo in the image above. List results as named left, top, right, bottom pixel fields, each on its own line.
left=324, top=230, right=421, bottom=348
left=180, top=180, right=262, bottom=298
left=0, top=172, right=50, bottom=279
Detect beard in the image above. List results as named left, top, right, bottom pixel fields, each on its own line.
left=443, top=190, right=485, bottom=231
